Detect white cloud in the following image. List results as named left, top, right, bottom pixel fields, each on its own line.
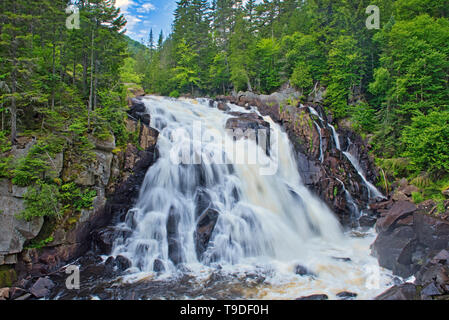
left=137, top=3, right=156, bottom=13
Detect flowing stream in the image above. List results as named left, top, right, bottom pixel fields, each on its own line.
left=102, top=96, right=394, bottom=300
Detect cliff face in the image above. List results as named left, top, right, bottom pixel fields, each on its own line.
left=0, top=97, right=159, bottom=290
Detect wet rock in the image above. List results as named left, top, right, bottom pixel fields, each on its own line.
left=294, top=265, right=316, bottom=277
left=195, top=209, right=220, bottom=260
left=296, top=294, right=328, bottom=301
left=332, top=257, right=352, bottom=262
left=375, top=283, right=418, bottom=300
left=225, top=112, right=271, bottom=156
left=336, top=292, right=358, bottom=300
left=30, top=277, right=55, bottom=298
left=217, top=102, right=230, bottom=112
left=153, top=259, right=165, bottom=272
left=115, top=255, right=132, bottom=272
left=92, top=227, right=117, bottom=254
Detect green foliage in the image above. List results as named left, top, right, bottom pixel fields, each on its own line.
left=290, top=62, right=313, bottom=92
left=59, top=182, right=97, bottom=212
left=402, top=111, right=449, bottom=176
left=169, top=90, right=180, bottom=98
left=412, top=192, right=424, bottom=204
left=20, top=181, right=60, bottom=221
left=25, top=236, right=54, bottom=250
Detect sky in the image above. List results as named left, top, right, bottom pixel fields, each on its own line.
left=115, top=0, right=178, bottom=44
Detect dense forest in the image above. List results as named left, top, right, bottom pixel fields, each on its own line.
left=0, top=0, right=131, bottom=219
left=0, top=0, right=448, bottom=218
left=127, top=0, right=449, bottom=208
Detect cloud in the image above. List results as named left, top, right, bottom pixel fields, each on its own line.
left=115, top=0, right=135, bottom=9
left=137, top=3, right=156, bottom=13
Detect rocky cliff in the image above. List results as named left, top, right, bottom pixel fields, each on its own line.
left=0, top=97, right=159, bottom=298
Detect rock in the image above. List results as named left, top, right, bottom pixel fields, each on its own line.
left=372, top=226, right=417, bottom=278
left=414, top=212, right=449, bottom=251
left=30, top=277, right=55, bottom=298
left=115, top=255, right=132, bottom=272
left=431, top=249, right=449, bottom=264
left=336, top=292, right=358, bottom=300
left=92, top=227, right=117, bottom=254
left=14, top=293, right=32, bottom=300
left=195, top=209, right=220, bottom=259
left=139, top=124, right=159, bottom=151
left=402, top=185, right=420, bottom=197
left=9, top=287, right=27, bottom=300
left=421, top=282, right=442, bottom=297
left=217, top=102, right=230, bottom=112
left=0, top=266, right=17, bottom=288
left=375, top=283, right=418, bottom=300
left=225, top=112, right=271, bottom=156
left=294, top=265, right=316, bottom=277
left=296, top=294, right=328, bottom=301
left=0, top=180, right=44, bottom=261
left=332, top=257, right=352, bottom=262
left=375, top=201, right=417, bottom=233
left=153, top=259, right=165, bottom=272
left=92, top=135, right=116, bottom=153
left=0, top=287, right=10, bottom=300
left=393, top=191, right=410, bottom=202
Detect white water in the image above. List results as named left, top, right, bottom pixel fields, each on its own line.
left=112, top=96, right=393, bottom=299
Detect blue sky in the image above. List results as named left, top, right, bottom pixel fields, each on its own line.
left=115, top=0, right=178, bottom=43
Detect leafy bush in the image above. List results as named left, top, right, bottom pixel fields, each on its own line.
left=20, top=182, right=61, bottom=221
left=402, top=111, right=449, bottom=176
left=59, top=182, right=97, bottom=212
left=169, top=90, right=180, bottom=98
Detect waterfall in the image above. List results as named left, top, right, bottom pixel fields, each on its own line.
left=110, top=96, right=392, bottom=299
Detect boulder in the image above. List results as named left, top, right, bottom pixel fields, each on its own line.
left=375, top=283, right=418, bottom=300
left=0, top=180, right=44, bottom=263
left=153, top=259, right=165, bottom=273
left=30, top=277, right=55, bottom=298
left=115, top=255, right=132, bottom=272
left=375, top=201, right=417, bottom=233
left=294, top=265, right=316, bottom=277
left=195, top=209, right=220, bottom=259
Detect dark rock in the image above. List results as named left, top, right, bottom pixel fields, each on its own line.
left=30, top=277, right=55, bottom=298
left=414, top=212, right=449, bottom=251
left=9, top=287, right=27, bottom=300
left=195, top=209, right=220, bottom=260
left=332, top=257, right=352, bottom=262
left=336, top=292, right=358, bottom=300
left=294, top=265, right=316, bottom=277
left=375, top=283, right=418, bottom=300
left=421, top=282, right=442, bottom=297
left=372, top=226, right=417, bottom=278
left=168, top=238, right=184, bottom=266
left=375, top=201, right=417, bottom=233
left=14, top=293, right=32, bottom=300
left=153, top=259, right=165, bottom=272
left=115, top=255, right=132, bottom=272
left=92, top=227, right=117, bottom=254
left=217, top=102, right=230, bottom=112
left=296, top=294, right=328, bottom=301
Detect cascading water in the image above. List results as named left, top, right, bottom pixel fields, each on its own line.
left=109, top=96, right=393, bottom=300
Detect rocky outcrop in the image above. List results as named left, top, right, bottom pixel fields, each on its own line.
left=0, top=141, right=46, bottom=267
left=373, top=199, right=449, bottom=300
left=195, top=208, right=220, bottom=260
